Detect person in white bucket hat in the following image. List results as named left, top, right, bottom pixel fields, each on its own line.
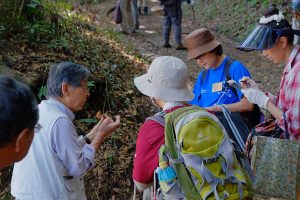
left=134, top=56, right=194, bottom=101
left=132, top=56, right=193, bottom=199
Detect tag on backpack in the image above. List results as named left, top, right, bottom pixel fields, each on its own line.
left=212, top=82, right=223, bottom=92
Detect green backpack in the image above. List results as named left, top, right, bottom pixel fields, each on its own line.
left=154, top=106, right=254, bottom=200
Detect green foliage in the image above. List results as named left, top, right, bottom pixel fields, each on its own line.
left=77, top=0, right=106, bottom=4
left=0, top=0, right=23, bottom=33
left=0, top=0, right=45, bottom=35
left=202, top=4, right=217, bottom=21
left=27, top=0, right=43, bottom=15
left=0, top=192, right=12, bottom=200
left=47, top=38, right=69, bottom=49
left=106, top=152, right=114, bottom=166
left=262, top=0, right=270, bottom=6
left=184, top=0, right=292, bottom=42
left=24, top=21, right=56, bottom=42
left=47, top=1, right=73, bottom=11
left=87, top=80, right=95, bottom=89
left=0, top=25, right=5, bottom=35
left=0, top=0, right=74, bottom=42
left=38, top=85, right=47, bottom=100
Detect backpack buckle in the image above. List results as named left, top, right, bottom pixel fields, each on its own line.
left=235, top=149, right=246, bottom=158
left=204, top=157, right=218, bottom=164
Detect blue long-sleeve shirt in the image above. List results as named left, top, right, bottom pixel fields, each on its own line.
left=49, top=98, right=95, bottom=176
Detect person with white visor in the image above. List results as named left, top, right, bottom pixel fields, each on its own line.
left=237, top=4, right=300, bottom=138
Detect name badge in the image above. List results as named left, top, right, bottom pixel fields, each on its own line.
left=212, top=82, right=223, bottom=92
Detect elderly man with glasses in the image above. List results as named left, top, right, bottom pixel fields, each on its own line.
left=11, top=62, right=120, bottom=200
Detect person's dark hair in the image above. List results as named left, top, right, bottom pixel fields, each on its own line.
left=262, top=4, right=294, bottom=44
left=210, top=45, right=223, bottom=56
left=263, top=4, right=280, bottom=17
left=0, top=75, right=38, bottom=147
left=46, top=62, right=90, bottom=97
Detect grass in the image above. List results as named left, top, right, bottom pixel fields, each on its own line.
left=183, top=0, right=292, bottom=42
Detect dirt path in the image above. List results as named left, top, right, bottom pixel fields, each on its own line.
left=81, top=0, right=282, bottom=95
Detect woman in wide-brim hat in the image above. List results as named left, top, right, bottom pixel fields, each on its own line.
left=184, top=28, right=260, bottom=130
left=132, top=56, right=193, bottom=199
left=237, top=4, right=300, bottom=138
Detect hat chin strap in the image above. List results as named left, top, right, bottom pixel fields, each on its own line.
left=259, top=11, right=284, bottom=25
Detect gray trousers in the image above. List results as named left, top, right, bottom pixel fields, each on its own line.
left=131, top=0, right=139, bottom=29
left=163, top=15, right=182, bottom=45
left=120, top=0, right=134, bottom=32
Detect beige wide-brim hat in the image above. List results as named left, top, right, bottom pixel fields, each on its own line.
left=184, top=28, right=221, bottom=60
left=134, top=56, right=194, bottom=102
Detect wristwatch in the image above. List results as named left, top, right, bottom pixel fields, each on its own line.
left=84, top=136, right=91, bottom=144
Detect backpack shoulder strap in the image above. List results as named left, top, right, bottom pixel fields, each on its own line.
left=224, top=57, right=239, bottom=98
left=146, top=111, right=165, bottom=126
left=224, top=57, right=235, bottom=80
left=202, top=57, right=235, bottom=83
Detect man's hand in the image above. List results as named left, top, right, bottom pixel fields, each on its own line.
left=91, top=115, right=121, bottom=150
left=86, top=116, right=105, bottom=140
left=241, top=88, right=269, bottom=109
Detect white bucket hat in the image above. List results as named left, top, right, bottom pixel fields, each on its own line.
left=134, top=56, right=194, bottom=101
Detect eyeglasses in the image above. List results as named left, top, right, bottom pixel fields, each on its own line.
left=34, top=123, right=42, bottom=133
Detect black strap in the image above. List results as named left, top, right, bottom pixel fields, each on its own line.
left=200, top=57, right=235, bottom=83
left=224, top=57, right=239, bottom=98
left=283, top=113, right=290, bottom=139
left=224, top=57, right=234, bottom=80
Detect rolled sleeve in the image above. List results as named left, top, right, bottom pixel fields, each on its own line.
left=78, top=135, right=87, bottom=147
left=51, top=118, right=96, bottom=176
left=82, top=144, right=96, bottom=166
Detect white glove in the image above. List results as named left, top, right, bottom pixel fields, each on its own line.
left=241, top=88, right=270, bottom=109
left=239, top=76, right=259, bottom=89
left=189, top=0, right=195, bottom=6
left=265, top=91, right=277, bottom=104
